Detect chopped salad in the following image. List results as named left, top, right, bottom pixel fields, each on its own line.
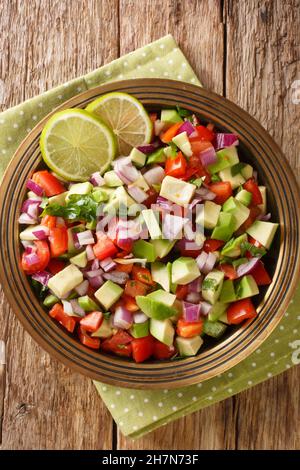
left=19, top=93, right=278, bottom=362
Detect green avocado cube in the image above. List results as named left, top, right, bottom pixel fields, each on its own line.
left=136, top=296, right=177, bottom=320
left=130, top=147, right=147, bottom=168
left=246, top=220, right=278, bottom=250
left=151, top=261, right=171, bottom=292
left=240, top=163, right=253, bottom=180
left=130, top=321, right=149, bottom=338
left=219, top=280, right=237, bottom=303
left=211, top=212, right=235, bottom=242
left=147, top=290, right=176, bottom=307
left=142, top=209, right=161, bottom=239
left=150, top=239, right=175, bottom=259
left=208, top=146, right=239, bottom=174
left=171, top=257, right=200, bottom=285
left=208, top=301, right=229, bottom=322
left=78, top=295, right=101, bottom=312
left=172, top=132, right=192, bottom=157
left=47, top=264, right=83, bottom=298
left=258, top=186, right=267, bottom=215
left=66, top=182, right=93, bottom=202
left=147, top=148, right=166, bottom=165
left=235, top=189, right=252, bottom=207
left=219, top=311, right=230, bottom=324
left=133, top=240, right=156, bottom=262
left=70, top=250, right=88, bottom=268
left=176, top=336, right=203, bottom=356
left=236, top=275, right=259, bottom=299
left=150, top=318, right=175, bottom=346
left=196, top=200, right=222, bottom=230
left=232, top=257, right=248, bottom=269
left=202, top=270, right=224, bottom=305
left=43, top=294, right=59, bottom=308
left=48, top=191, right=68, bottom=206
left=103, top=170, right=124, bottom=187
left=223, top=197, right=250, bottom=230
left=161, top=109, right=183, bottom=125
left=203, top=320, right=227, bottom=338
left=219, top=167, right=245, bottom=189
left=95, top=281, right=124, bottom=310
left=92, top=318, right=113, bottom=338
left=221, top=234, right=248, bottom=258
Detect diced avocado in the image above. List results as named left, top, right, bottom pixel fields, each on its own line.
left=232, top=257, right=248, bottom=269
left=208, top=301, right=229, bottom=322
left=66, top=182, right=93, bottom=201
left=103, top=170, right=124, bottom=187
left=219, top=167, right=245, bottom=190
left=147, top=148, right=166, bottom=165
left=48, top=191, right=68, bottom=206
left=130, top=174, right=150, bottom=191
left=172, top=131, right=192, bottom=157
left=161, top=109, right=183, bottom=125
left=152, top=183, right=162, bottom=193
left=151, top=262, right=171, bottom=292
left=136, top=296, right=177, bottom=320
left=160, top=175, right=196, bottom=207
left=219, top=311, right=229, bottom=324
left=208, top=146, right=239, bottom=174
left=219, top=279, right=237, bottom=303
left=70, top=251, right=88, bottom=268
left=203, top=320, right=227, bottom=338
left=150, top=239, right=176, bottom=259
left=223, top=197, right=250, bottom=231
left=48, top=264, right=83, bottom=298
left=150, top=318, right=175, bottom=346
left=142, top=209, right=161, bottom=239
left=172, top=257, right=200, bottom=285
left=130, top=321, right=149, bottom=338
left=236, top=275, right=259, bottom=299
left=104, top=186, right=136, bottom=213
left=240, top=163, right=253, bottom=180
left=130, top=147, right=146, bottom=168
left=195, top=232, right=206, bottom=248
left=176, top=335, right=203, bottom=357
left=258, top=186, right=267, bottom=215
left=20, top=224, right=48, bottom=241
left=67, top=224, right=85, bottom=254
left=43, top=294, right=59, bottom=308
left=95, top=281, right=124, bottom=310
left=163, top=146, right=177, bottom=158
left=133, top=240, right=156, bottom=262
left=196, top=201, right=222, bottom=230
left=66, top=291, right=78, bottom=301
left=78, top=295, right=100, bottom=312
left=148, top=289, right=176, bottom=307
left=235, top=189, right=252, bottom=207
left=92, top=188, right=110, bottom=203
left=246, top=220, right=278, bottom=249
left=211, top=212, right=235, bottom=242
left=92, top=318, right=113, bottom=338
left=221, top=234, right=247, bottom=258
left=202, top=270, right=224, bottom=305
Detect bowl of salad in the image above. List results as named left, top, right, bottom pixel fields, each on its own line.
left=0, top=79, right=299, bottom=389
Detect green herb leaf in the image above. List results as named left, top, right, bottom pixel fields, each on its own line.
left=103, top=312, right=111, bottom=320
left=31, top=279, right=48, bottom=299
left=176, top=105, right=191, bottom=118
left=202, top=278, right=218, bottom=291
left=190, top=177, right=204, bottom=188
left=240, top=241, right=266, bottom=258
left=43, top=194, right=98, bottom=223
left=231, top=162, right=246, bottom=176
left=211, top=174, right=221, bottom=183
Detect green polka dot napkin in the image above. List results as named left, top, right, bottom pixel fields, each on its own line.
left=0, top=34, right=299, bottom=439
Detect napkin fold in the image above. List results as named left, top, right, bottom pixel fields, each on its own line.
left=0, top=34, right=299, bottom=439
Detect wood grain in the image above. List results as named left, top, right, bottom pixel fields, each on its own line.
left=0, top=0, right=299, bottom=450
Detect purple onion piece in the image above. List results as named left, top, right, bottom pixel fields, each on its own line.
left=183, top=301, right=201, bottom=321
left=200, top=301, right=212, bottom=316
left=177, top=120, right=195, bottom=136
left=113, top=306, right=133, bottom=329
left=103, top=271, right=129, bottom=285
left=236, top=257, right=261, bottom=277
left=26, top=179, right=44, bottom=196
left=31, top=270, right=52, bottom=286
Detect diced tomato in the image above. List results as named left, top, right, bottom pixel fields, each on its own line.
left=132, top=335, right=154, bottom=363
left=101, top=331, right=133, bottom=357
left=116, top=250, right=132, bottom=259
left=209, top=182, right=233, bottom=204
left=152, top=340, right=176, bottom=360
left=251, top=261, right=272, bottom=286
left=124, top=280, right=149, bottom=297
left=237, top=206, right=261, bottom=233
left=144, top=188, right=158, bottom=208
left=32, top=171, right=65, bottom=197
left=193, top=125, right=215, bottom=142
left=122, top=294, right=140, bottom=312
left=115, top=235, right=133, bottom=253
left=115, top=263, right=134, bottom=274
left=49, top=303, right=76, bottom=333
left=160, top=122, right=182, bottom=143
left=187, top=154, right=211, bottom=183
left=243, top=179, right=263, bottom=206
left=203, top=239, right=225, bottom=253
left=177, top=319, right=204, bottom=338
left=149, top=112, right=157, bottom=123
left=49, top=226, right=68, bottom=257
left=132, top=266, right=154, bottom=286
left=189, top=140, right=213, bottom=156
left=178, top=245, right=202, bottom=257
left=79, top=311, right=103, bottom=333
left=93, top=233, right=118, bottom=260
left=47, top=258, right=66, bottom=275
left=175, top=284, right=189, bottom=300
left=21, top=240, right=50, bottom=274
left=219, top=263, right=238, bottom=280
left=78, top=326, right=100, bottom=349
left=41, top=215, right=56, bottom=229
left=248, top=235, right=263, bottom=248
left=165, top=152, right=187, bottom=178
left=227, top=299, right=257, bottom=325
left=180, top=167, right=199, bottom=181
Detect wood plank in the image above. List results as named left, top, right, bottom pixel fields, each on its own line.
left=0, top=0, right=119, bottom=449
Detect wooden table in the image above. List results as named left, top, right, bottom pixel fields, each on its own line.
left=0, top=0, right=299, bottom=450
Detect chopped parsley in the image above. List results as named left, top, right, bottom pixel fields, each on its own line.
left=202, top=278, right=218, bottom=291
left=240, top=241, right=266, bottom=258
left=43, top=194, right=98, bottom=223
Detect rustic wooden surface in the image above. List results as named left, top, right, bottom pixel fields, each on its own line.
left=0, top=0, right=299, bottom=450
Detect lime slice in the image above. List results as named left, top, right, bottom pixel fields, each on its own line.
left=40, top=109, right=116, bottom=181
left=86, top=92, right=153, bottom=155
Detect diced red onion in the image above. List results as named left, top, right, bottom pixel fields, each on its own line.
left=77, top=230, right=95, bottom=246
left=113, top=306, right=133, bottom=330
left=88, top=275, right=104, bottom=289
left=90, top=171, right=105, bottom=187
left=91, top=259, right=100, bottom=270
left=19, top=213, right=36, bottom=224
left=200, top=147, right=217, bottom=167
left=70, top=299, right=85, bottom=317
left=154, top=120, right=165, bottom=136
left=176, top=237, right=202, bottom=254
left=113, top=156, right=140, bottom=183
left=127, top=185, right=148, bottom=203
left=72, top=232, right=81, bottom=250
left=86, top=244, right=96, bottom=261
left=99, top=257, right=117, bottom=272
left=237, top=257, right=260, bottom=277
left=86, top=269, right=103, bottom=278
left=200, top=301, right=212, bottom=316
left=137, top=144, right=156, bottom=154
left=31, top=270, right=52, bottom=286
left=32, top=228, right=49, bottom=240
left=183, top=301, right=201, bottom=321
left=62, top=300, right=73, bottom=315
left=257, top=212, right=271, bottom=221
left=117, top=219, right=141, bottom=241
left=202, top=252, right=217, bottom=274
left=162, top=214, right=188, bottom=240
left=114, top=167, right=132, bottom=185
left=213, top=134, right=239, bottom=150
left=195, top=186, right=216, bottom=201
left=176, top=120, right=195, bottom=136
left=183, top=222, right=196, bottom=241
left=196, top=251, right=208, bottom=271
left=188, top=277, right=202, bottom=293
left=75, top=280, right=89, bottom=296
left=143, top=166, right=165, bottom=185
left=25, top=245, right=34, bottom=254
left=133, top=312, right=148, bottom=324
left=103, top=271, right=129, bottom=285
left=186, top=292, right=201, bottom=304
left=21, top=199, right=41, bottom=213
left=26, top=179, right=44, bottom=196
left=25, top=252, right=40, bottom=266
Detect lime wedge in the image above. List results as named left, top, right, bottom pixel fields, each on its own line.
left=86, top=92, right=153, bottom=155
left=40, top=109, right=116, bottom=181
